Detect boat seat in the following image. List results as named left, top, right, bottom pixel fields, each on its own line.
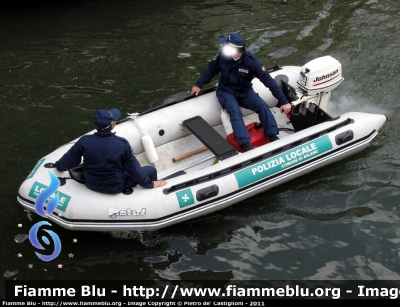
left=68, top=164, right=84, bottom=184
left=68, top=164, right=133, bottom=195
left=182, top=115, right=238, bottom=160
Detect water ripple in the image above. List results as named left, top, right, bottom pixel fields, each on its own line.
left=61, top=94, right=92, bottom=99
left=3, top=270, right=18, bottom=278
left=52, top=48, right=90, bottom=56
left=269, top=47, right=298, bottom=59
left=49, top=85, right=112, bottom=93
left=0, top=59, right=48, bottom=71
left=78, top=55, right=106, bottom=63
left=297, top=1, right=333, bottom=40
left=248, top=30, right=293, bottom=54
left=14, top=233, right=29, bottom=243
left=178, top=53, right=191, bottom=58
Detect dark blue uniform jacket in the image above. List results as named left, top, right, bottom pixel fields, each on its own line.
left=195, top=50, right=289, bottom=105
left=55, top=132, right=154, bottom=194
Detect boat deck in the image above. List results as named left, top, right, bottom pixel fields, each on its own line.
left=135, top=108, right=295, bottom=179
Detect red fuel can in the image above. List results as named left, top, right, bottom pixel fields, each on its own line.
left=226, top=122, right=270, bottom=152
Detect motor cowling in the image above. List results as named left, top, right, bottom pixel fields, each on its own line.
left=297, top=55, right=344, bottom=95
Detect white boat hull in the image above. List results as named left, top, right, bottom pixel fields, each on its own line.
left=16, top=63, right=387, bottom=232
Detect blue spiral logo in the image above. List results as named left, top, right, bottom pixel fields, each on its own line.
left=29, top=171, right=62, bottom=262
left=29, top=221, right=62, bottom=262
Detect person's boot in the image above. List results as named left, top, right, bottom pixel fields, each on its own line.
left=241, top=142, right=256, bottom=152
left=269, top=135, right=279, bottom=142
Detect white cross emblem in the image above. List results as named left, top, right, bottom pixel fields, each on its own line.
left=182, top=194, right=190, bottom=202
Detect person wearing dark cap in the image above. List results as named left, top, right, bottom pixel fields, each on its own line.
left=55, top=108, right=167, bottom=194
left=191, top=33, right=291, bottom=152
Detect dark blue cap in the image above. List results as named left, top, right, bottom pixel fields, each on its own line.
left=218, top=33, right=245, bottom=48
left=94, top=108, right=121, bottom=129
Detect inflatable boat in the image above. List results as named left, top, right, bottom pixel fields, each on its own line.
left=17, top=55, right=387, bottom=232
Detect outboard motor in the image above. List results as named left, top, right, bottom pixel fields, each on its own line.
left=292, top=55, right=344, bottom=113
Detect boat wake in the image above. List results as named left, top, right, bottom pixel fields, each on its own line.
left=285, top=206, right=374, bottom=222
left=329, top=81, right=390, bottom=117
left=107, top=230, right=165, bottom=246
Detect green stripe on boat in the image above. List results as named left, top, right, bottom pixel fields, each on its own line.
left=235, top=135, right=333, bottom=188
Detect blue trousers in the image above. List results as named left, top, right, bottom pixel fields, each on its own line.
left=124, top=165, right=157, bottom=189
left=216, top=89, right=279, bottom=146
